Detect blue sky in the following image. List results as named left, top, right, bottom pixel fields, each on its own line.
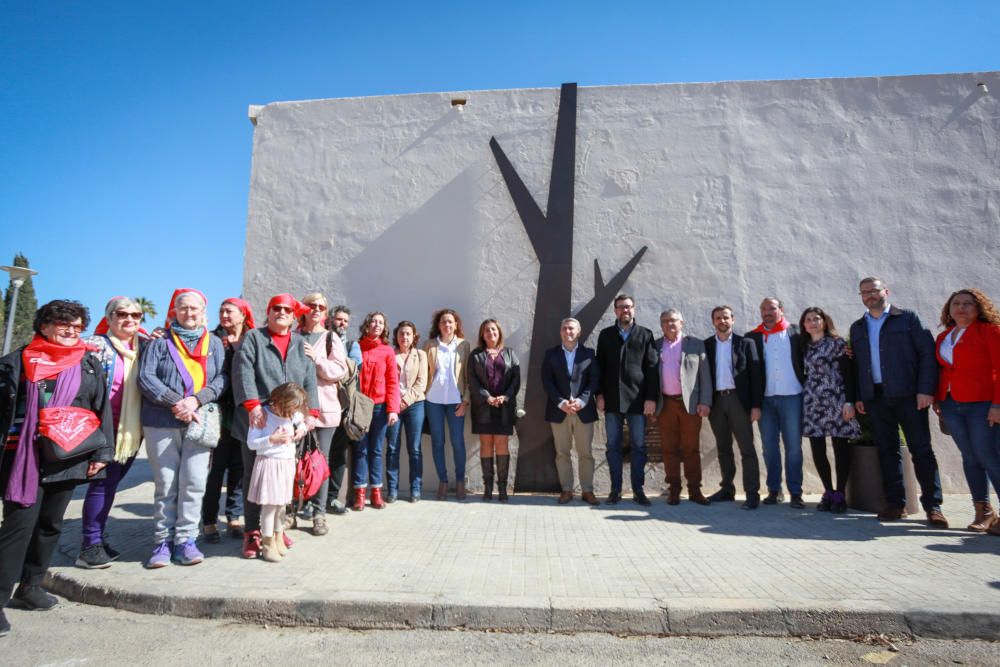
left=2, top=1, right=998, bottom=328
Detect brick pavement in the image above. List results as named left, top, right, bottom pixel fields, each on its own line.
left=43, top=452, right=1000, bottom=638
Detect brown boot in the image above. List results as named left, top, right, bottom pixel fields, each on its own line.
left=455, top=481, right=467, bottom=501
left=260, top=536, right=282, bottom=563
left=436, top=481, right=448, bottom=501
left=968, top=501, right=996, bottom=533
left=926, top=507, right=949, bottom=528
left=667, top=487, right=681, bottom=506
left=496, top=455, right=510, bottom=502
left=688, top=489, right=711, bottom=506
left=274, top=530, right=288, bottom=557
left=481, top=457, right=495, bottom=501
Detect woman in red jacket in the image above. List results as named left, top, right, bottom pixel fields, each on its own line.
left=352, top=312, right=400, bottom=511
left=933, top=288, right=1000, bottom=534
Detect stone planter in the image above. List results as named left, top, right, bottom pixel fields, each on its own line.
left=847, top=442, right=921, bottom=515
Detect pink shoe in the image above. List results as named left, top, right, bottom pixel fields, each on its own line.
left=281, top=532, right=293, bottom=549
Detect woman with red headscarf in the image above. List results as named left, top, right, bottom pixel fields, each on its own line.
left=200, top=298, right=255, bottom=544
left=232, top=294, right=320, bottom=559
left=0, top=300, right=113, bottom=637
left=137, top=289, right=227, bottom=569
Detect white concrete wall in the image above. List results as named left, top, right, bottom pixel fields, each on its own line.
left=244, top=72, right=1000, bottom=494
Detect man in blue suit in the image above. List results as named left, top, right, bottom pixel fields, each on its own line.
left=541, top=318, right=601, bottom=505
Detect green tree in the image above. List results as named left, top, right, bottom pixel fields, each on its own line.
left=134, top=297, right=157, bottom=325
left=3, top=253, right=38, bottom=350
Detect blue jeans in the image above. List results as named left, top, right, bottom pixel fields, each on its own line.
left=604, top=412, right=646, bottom=495
left=426, top=401, right=466, bottom=484
left=353, top=403, right=388, bottom=489
left=864, top=390, right=943, bottom=510
left=940, top=398, right=1000, bottom=503
left=759, top=394, right=804, bottom=495
left=386, top=401, right=425, bottom=496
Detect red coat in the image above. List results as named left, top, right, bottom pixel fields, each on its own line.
left=935, top=320, right=1000, bottom=404
left=358, top=336, right=400, bottom=414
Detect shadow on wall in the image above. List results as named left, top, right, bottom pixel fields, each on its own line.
left=341, top=164, right=483, bottom=325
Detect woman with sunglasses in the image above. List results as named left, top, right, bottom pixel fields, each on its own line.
left=74, top=298, right=150, bottom=569
left=0, top=300, right=113, bottom=636
left=233, top=294, right=320, bottom=558
left=201, top=298, right=255, bottom=544
left=297, top=292, right=348, bottom=535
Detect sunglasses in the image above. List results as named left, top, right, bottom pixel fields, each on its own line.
left=54, top=322, right=84, bottom=333
left=271, top=305, right=294, bottom=314
left=307, top=303, right=327, bottom=311
left=114, top=311, right=143, bottom=320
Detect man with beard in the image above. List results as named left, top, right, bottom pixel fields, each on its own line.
left=595, top=294, right=659, bottom=506
left=324, top=305, right=362, bottom=514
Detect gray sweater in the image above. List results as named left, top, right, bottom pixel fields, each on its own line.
left=231, top=327, right=320, bottom=441
left=138, top=332, right=228, bottom=428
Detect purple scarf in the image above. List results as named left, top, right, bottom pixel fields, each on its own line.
left=4, top=363, right=82, bottom=506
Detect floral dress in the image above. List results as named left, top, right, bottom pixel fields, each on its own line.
left=802, top=336, right=861, bottom=439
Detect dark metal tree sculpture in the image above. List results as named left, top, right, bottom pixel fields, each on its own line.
left=490, top=82, right=648, bottom=491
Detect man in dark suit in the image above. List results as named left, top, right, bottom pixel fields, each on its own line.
left=595, top=294, right=660, bottom=506
left=746, top=297, right=807, bottom=509
left=850, top=276, right=946, bottom=526
left=704, top=305, right=764, bottom=509
left=541, top=317, right=601, bottom=505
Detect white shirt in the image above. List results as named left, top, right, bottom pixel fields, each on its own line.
left=939, top=327, right=966, bottom=366
left=246, top=408, right=302, bottom=459
left=762, top=330, right=803, bottom=397
left=714, top=335, right=736, bottom=391
left=426, top=338, right=462, bottom=405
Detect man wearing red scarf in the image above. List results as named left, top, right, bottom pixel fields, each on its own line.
left=746, top=297, right=806, bottom=509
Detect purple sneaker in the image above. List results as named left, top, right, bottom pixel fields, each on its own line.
left=831, top=491, right=848, bottom=514
left=146, top=542, right=172, bottom=569
left=171, top=539, right=204, bottom=566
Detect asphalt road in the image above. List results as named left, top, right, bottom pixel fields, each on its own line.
left=3, top=601, right=998, bottom=666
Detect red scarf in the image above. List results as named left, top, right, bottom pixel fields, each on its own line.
left=753, top=318, right=789, bottom=342
left=22, top=335, right=92, bottom=382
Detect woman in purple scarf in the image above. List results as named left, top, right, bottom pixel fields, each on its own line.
left=0, top=300, right=114, bottom=639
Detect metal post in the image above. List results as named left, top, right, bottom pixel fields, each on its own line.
left=2, top=279, right=22, bottom=355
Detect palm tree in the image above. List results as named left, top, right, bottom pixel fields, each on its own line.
left=134, top=297, right=157, bottom=325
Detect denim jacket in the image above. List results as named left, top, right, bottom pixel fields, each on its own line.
left=849, top=305, right=937, bottom=401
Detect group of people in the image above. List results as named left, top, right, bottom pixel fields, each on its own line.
left=549, top=278, right=1000, bottom=543
left=0, top=277, right=997, bottom=638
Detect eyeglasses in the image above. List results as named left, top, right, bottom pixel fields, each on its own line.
left=54, top=322, right=84, bottom=333
left=859, top=289, right=884, bottom=297
left=307, top=303, right=327, bottom=311
left=271, top=306, right=293, bottom=314
left=114, top=311, right=143, bottom=320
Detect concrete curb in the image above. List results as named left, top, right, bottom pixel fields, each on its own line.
left=44, top=570, right=1000, bottom=640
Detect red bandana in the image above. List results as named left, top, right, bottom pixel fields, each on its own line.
left=753, top=318, right=790, bottom=342
left=221, top=297, right=256, bottom=330
left=267, top=293, right=311, bottom=318
left=22, top=335, right=93, bottom=382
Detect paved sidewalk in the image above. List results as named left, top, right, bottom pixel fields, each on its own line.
left=45, top=454, right=1000, bottom=639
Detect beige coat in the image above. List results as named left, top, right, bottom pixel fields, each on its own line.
left=396, top=348, right=428, bottom=410
left=423, top=337, right=471, bottom=404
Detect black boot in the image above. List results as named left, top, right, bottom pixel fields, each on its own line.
left=481, top=457, right=495, bottom=501
left=496, top=455, right=510, bottom=502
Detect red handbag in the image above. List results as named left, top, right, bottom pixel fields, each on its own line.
left=293, top=433, right=330, bottom=509
left=37, top=406, right=106, bottom=462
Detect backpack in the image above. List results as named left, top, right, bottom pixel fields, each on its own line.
left=338, top=356, right=375, bottom=441
left=293, top=431, right=330, bottom=510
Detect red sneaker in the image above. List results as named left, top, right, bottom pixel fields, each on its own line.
left=241, top=530, right=261, bottom=559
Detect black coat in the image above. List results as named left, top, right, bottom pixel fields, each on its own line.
left=0, top=347, right=114, bottom=497
left=540, top=344, right=600, bottom=424
left=745, top=325, right=807, bottom=389
left=595, top=324, right=660, bottom=414
left=468, top=347, right=521, bottom=427
left=703, top=333, right=763, bottom=412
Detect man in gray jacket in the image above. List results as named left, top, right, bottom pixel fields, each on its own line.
left=654, top=309, right=712, bottom=505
